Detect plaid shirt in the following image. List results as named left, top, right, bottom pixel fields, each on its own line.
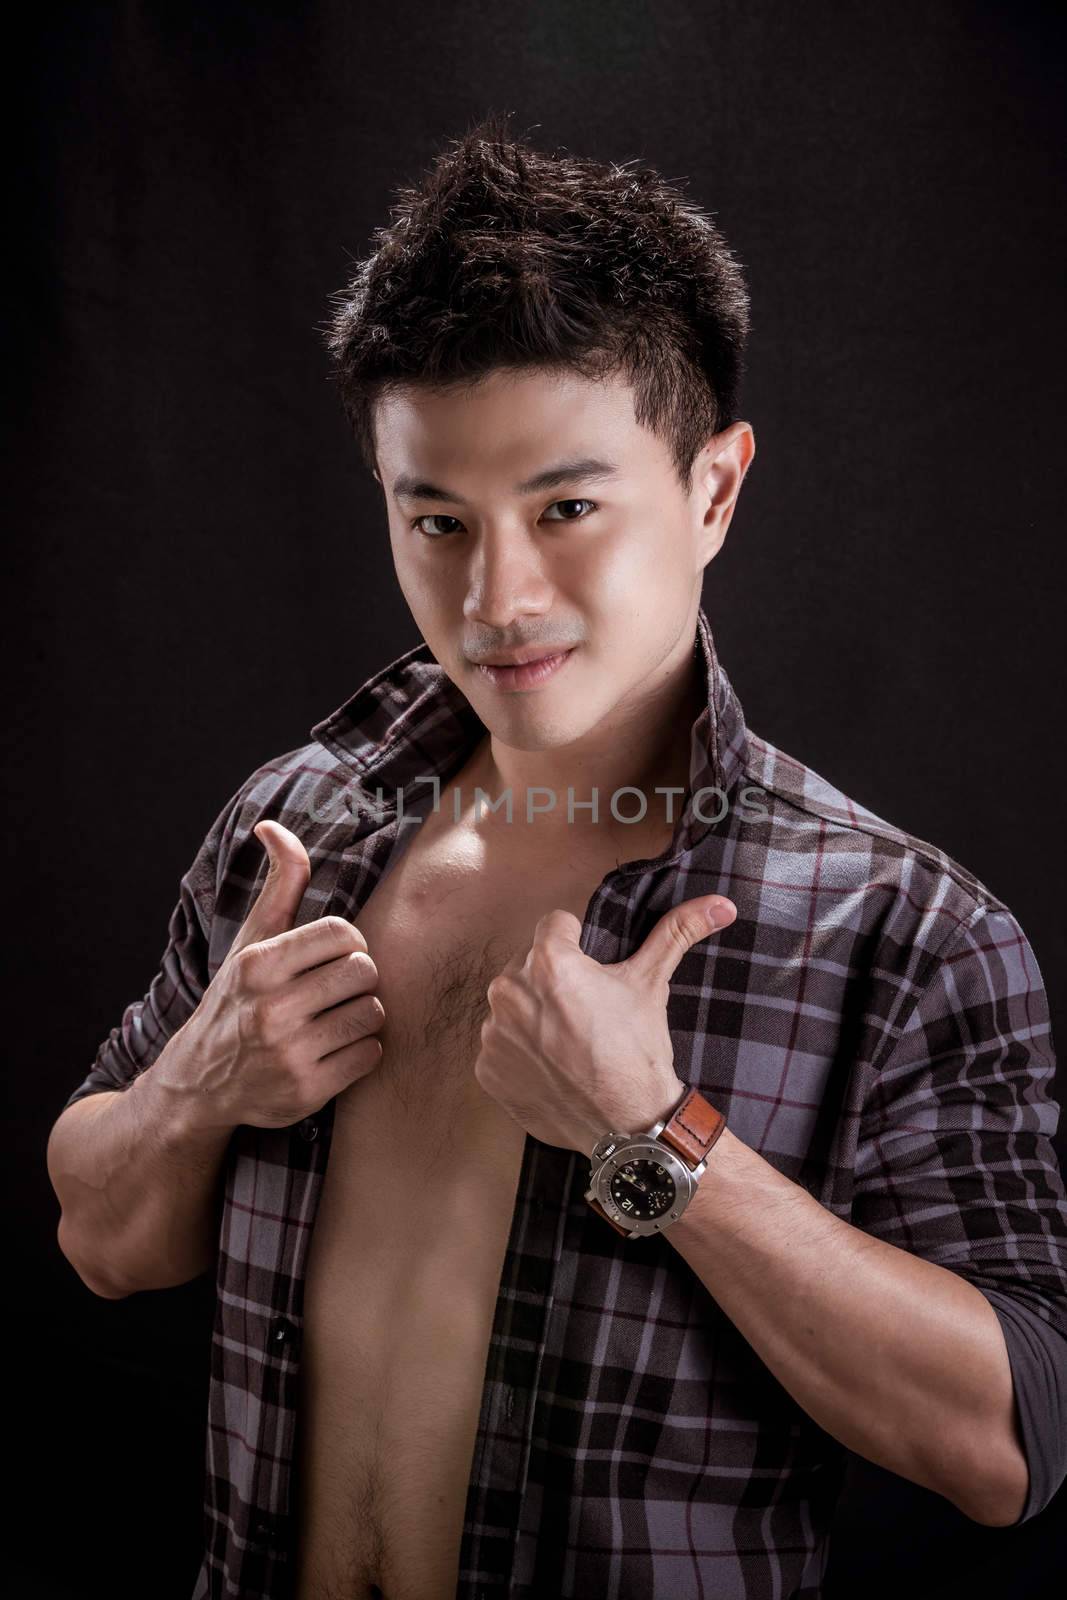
left=63, top=606, right=1067, bottom=1600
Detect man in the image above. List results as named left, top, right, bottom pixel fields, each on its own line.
left=47, top=114, right=1067, bottom=1600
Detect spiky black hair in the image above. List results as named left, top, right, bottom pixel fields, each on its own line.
left=322, top=109, right=751, bottom=495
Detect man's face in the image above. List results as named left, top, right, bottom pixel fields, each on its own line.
left=373, top=365, right=750, bottom=753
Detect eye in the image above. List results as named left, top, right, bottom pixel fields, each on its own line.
left=409, top=513, right=465, bottom=539
left=542, top=498, right=599, bottom=522
left=409, top=499, right=599, bottom=539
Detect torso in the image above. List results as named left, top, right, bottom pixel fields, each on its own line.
left=291, top=788, right=677, bottom=1600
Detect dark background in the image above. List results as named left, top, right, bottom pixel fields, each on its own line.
left=8, top=2, right=1065, bottom=1596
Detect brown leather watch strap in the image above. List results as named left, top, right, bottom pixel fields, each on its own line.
left=658, top=1085, right=727, bottom=1169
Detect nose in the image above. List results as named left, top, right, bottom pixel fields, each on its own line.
left=462, top=528, right=554, bottom=631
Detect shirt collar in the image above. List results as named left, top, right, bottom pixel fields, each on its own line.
left=309, top=604, right=748, bottom=857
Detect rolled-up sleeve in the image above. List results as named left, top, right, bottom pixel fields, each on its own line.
left=61, top=780, right=249, bottom=1112
left=852, top=903, right=1067, bottom=1523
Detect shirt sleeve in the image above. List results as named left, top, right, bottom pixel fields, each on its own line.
left=60, top=779, right=250, bottom=1113
left=852, top=903, right=1067, bottom=1524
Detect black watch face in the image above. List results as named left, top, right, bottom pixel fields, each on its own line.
left=609, top=1157, right=677, bottom=1221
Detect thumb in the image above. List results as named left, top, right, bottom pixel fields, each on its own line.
left=624, top=895, right=737, bottom=987
left=230, top=819, right=312, bottom=955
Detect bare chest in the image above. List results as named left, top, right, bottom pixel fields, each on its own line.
left=290, top=823, right=619, bottom=1599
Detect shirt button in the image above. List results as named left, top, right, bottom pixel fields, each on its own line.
left=297, top=1117, right=319, bottom=1142
left=252, top=1513, right=280, bottom=1544
left=269, top=1317, right=297, bottom=1350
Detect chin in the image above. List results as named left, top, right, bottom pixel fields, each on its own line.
left=484, top=703, right=603, bottom=753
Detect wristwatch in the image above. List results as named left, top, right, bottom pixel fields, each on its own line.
left=584, top=1084, right=726, bottom=1239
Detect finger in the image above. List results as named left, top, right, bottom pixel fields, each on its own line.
left=623, top=895, right=737, bottom=986
left=230, top=821, right=312, bottom=955
left=531, top=909, right=584, bottom=948
left=287, top=947, right=379, bottom=1018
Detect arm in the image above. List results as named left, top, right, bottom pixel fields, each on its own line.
left=667, top=1126, right=1029, bottom=1524
left=48, top=1045, right=238, bottom=1297
left=48, top=779, right=248, bottom=1296
left=667, top=903, right=1067, bottom=1528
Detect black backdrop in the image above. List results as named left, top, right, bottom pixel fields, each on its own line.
left=9, top=3, right=1066, bottom=1596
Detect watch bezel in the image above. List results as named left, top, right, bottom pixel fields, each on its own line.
left=586, top=1138, right=702, bottom=1237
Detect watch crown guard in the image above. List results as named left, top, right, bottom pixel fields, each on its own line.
left=589, top=1131, right=631, bottom=1164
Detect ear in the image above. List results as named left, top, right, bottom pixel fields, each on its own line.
left=696, top=421, right=755, bottom=568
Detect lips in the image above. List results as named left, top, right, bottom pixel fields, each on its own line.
left=474, top=647, right=576, bottom=692
left=476, top=647, right=573, bottom=667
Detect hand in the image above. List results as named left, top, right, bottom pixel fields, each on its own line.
left=474, top=894, right=737, bottom=1156
left=159, top=820, right=386, bottom=1130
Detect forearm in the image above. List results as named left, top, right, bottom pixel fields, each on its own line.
left=666, top=1127, right=1029, bottom=1526
left=49, top=1038, right=237, bottom=1297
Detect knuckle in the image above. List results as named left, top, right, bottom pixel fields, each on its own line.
left=250, top=993, right=286, bottom=1044
left=532, top=950, right=565, bottom=990
left=231, top=943, right=263, bottom=990
left=324, top=915, right=367, bottom=953
left=532, top=939, right=561, bottom=973
left=241, top=995, right=268, bottom=1043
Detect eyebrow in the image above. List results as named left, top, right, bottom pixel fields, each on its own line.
left=391, top=456, right=622, bottom=504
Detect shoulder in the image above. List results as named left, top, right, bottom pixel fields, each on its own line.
left=221, top=736, right=366, bottom=841
left=730, top=728, right=1016, bottom=971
